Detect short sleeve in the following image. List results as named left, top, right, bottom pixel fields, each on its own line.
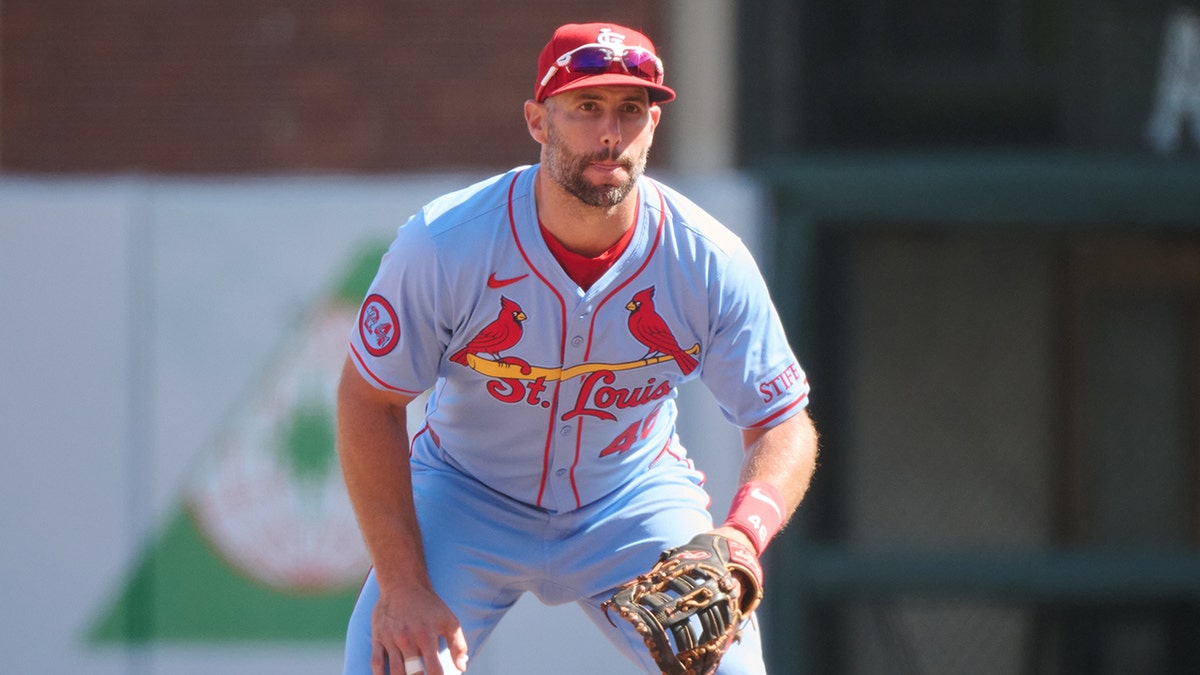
left=347, top=213, right=450, bottom=394
left=699, top=243, right=810, bottom=428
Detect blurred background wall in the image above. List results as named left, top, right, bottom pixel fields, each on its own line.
left=3, top=1, right=1200, bottom=674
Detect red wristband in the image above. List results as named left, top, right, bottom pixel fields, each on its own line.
left=722, top=481, right=785, bottom=555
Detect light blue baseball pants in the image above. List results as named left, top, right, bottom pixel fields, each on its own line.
left=343, top=454, right=767, bottom=674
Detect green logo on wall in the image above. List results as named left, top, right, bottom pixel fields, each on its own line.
left=89, top=243, right=387, bottom=643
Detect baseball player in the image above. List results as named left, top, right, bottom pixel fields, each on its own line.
left=338, top=22, right=819, bottom=675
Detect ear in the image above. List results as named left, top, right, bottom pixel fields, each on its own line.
left=524, top=99, right=549, bottom=144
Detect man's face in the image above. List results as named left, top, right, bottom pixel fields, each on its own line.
left=539, top=86, right=660, bottom=209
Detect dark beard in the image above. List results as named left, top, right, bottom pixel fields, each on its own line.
left=544, top=131, right=647, bottom=209
left=561, top=162, right=637, bottom=208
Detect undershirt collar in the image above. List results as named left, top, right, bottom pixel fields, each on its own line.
left=539, top=218, right=637, bottom=291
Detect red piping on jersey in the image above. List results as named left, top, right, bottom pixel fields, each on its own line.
left=650, top=437, right=676, bottom=465
left=568, top=182, right=667, bottom=508
left=350, top=343, right=424, bottom=395
left=410, top=423, right=435, bottom=458
left=411, top=422, right=441, bottom=450
left=749, top=387, right=809, bottom=428
left=506, top=170, right=569, bottom=509
left=648, top=438, right=709, bottom=505
left=582, top=183, right=665, bottom=362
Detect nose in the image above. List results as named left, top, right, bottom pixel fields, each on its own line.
left=600, top=111, right=622, bottom=149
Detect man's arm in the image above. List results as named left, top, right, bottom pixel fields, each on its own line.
left=712, top=407, right=820, bottom=553
left=336, top=356, right=468, bottom=675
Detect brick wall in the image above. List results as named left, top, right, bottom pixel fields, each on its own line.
left=1, top=1, right=666, bottom=173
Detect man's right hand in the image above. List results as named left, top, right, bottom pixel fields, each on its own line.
left=371, top=582, right=469, bottom=675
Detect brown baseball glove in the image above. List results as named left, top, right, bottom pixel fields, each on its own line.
left=601, top=533, right=764, bottom=675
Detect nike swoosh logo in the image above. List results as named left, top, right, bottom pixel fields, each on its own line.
left=750, top=487, right=783, bottom=519
left=487, top=272, right=529, bottom=289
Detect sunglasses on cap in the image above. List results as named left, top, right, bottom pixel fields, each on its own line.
left=537, top=43, right=665, bottom=97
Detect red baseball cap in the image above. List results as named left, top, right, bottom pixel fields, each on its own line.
left=535, top=23, right=676, bottom=104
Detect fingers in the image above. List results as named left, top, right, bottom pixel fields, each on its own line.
left=395, top=646, right=466, bottom=675
left=370, top=590, right=467, bottom=674
left=378, top=640, right=466, bottom=675
left=447, top=626, right=470, bottom=672
left=402, top=654, right=426, bottom=675
left=377, top=645, right=436, bottom=675
left=416, top=635, right=443, bottom=675
left=371, top=639, right=386, bottom=675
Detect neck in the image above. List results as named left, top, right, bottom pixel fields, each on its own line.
left=534, top=168, right=638, bottom=257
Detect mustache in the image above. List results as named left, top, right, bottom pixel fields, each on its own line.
left=582, top=147, right=633, bottom=167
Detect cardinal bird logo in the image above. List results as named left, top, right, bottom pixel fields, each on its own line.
left=449, top=296, right=528, bottom=365
left=625, top=287, right=699, bottom=375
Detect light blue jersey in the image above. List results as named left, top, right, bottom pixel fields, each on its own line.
left=344, top=166, right=809, bottom=674
left=349, top=166, right=808, bottom=513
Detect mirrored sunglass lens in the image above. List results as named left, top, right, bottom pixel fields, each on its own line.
left=567, top=47, right=615, bottom=73
left=622, top=52, right=661, bottom=80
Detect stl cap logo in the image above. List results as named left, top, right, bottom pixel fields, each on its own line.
left=596, top=27, right=627, bottom=46
left=360, top=294, right=399, bottom=356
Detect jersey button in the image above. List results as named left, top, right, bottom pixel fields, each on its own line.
left=555, top=468, right=568, bottom=477
left=571, top=336, right=583, bottom=347
left=559, top=425, right=571, bottom=436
